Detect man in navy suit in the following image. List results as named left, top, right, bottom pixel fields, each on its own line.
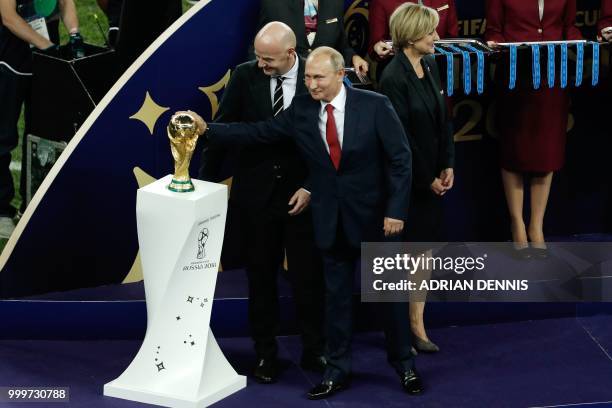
left=199, top=22, right=326, bottom=384
left=184, top=46, right=422, bottom=398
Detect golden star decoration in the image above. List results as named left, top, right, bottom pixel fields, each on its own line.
left=130, top=91, right=170, bottom=135
left=199, top=69, right=231, bottom=120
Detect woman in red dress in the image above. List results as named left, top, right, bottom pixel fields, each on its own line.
left=368, top=0, right=458, bottom=60
left=485, top=0, right=582, bottom=253
left=599, top=0, right=612, bottom=41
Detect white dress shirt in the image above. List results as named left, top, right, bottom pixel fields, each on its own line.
left=270, top=55, right=299, bottom=110
left=318, top=85, right=347, bottom=153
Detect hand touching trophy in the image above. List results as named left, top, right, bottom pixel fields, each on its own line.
left=167, top=111, right=205, bottom=192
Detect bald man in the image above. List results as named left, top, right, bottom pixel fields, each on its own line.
left=199, top=22, right=325, bottom=384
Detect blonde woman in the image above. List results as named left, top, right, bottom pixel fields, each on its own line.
left=379, top=2, right=455, bottom=353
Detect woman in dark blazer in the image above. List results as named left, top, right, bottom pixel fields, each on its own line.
left=253, top=0, right=369, bottom=74
left=485, top=0, right=582, bottom=253
left=379, top=2, right=454, bottom=353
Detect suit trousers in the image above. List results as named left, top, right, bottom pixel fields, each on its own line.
left=321, top=220, right=414, bottom=382
left=0, top=65, right=30, bottom=217
left=240, top=186, right=324, bottom=360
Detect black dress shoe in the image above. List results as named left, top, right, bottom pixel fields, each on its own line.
left=307, top=379, right=348, bottom=400
left=400, top=369, right=423, bottom=395
left=253, top=358, right=278, bottom=384
left=300, top=354, right=327, bottom=373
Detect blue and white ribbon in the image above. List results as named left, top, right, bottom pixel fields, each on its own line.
left=435, top=46, right=454, bottom=97
left=531, top=44, right=541, bottom=90
left=592, top=41, right=600, bottom=87
left=460, top=44, right=485, bottom=94
left=303, top=0, right=317, bottom=17
left=546, top=44, right=555, bottom=88
left=560, top=43, right=568, bottom=88
left=509, top=44, right=518, bottom=90
left=575, top=42, right=584, bottom=87
left=446, top=44, right=471, bottom=95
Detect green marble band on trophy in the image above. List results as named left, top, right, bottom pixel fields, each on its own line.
left=167, top=112, right=200, bottom=192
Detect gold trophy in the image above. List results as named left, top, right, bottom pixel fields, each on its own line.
left=167, top=112, right=200, bottom=192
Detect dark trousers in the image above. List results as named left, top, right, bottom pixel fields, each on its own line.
left=321, top=223, right=414, bottom=382
left=240, top=189, right=324, bottom=360
left=0, top=65, right=30, bottom=217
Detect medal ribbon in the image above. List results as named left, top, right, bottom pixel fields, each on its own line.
left=446, top=44, right=471, bottom=95
left=560, top=43, right=568, bottom=88
left=509, top=44, right=518, bottom=90
left=575, top=42, right=584, bottom=87
left=547, top=44, right=555, bottom=88
left=459, top=44, right=485, bottom=94
left=435, top=46, right=454, bottom=97
left=592, top=41, right=600, bottom=86
left=531, top=44, right=541, bottom=90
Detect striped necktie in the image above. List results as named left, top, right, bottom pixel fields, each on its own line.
left=273, top=76, right=285, bottom=116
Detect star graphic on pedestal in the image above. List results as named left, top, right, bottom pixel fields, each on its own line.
left=156, top=362, right=165, bottom=372
left=176, top=316, right=181, bottom=321
left=129, top=91, right=170, bottom=135
left=187, top=296, right=194, bottom=303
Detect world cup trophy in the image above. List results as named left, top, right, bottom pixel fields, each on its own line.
left=167, top=112, right=200, bottom=192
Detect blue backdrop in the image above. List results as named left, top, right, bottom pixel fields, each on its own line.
left=0, top=0, right=609, bottom=298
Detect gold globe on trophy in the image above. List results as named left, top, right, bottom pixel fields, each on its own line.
left=167, top=112, right=200, bottom=192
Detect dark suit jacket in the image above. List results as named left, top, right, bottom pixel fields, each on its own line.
left=199, top=57, right=309, bottom=213
left=379, top=52, right=454, bottom=192
left=207, top=86, right=412, bottom=249
left=252, top=0, right=356, bottom=63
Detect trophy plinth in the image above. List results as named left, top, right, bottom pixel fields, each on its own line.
left=167, top=112, right=200, bottom=193
left=104, top=175, right=246, bottom=407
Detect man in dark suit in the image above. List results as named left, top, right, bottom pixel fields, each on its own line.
left=185, top=46, right=422, bottom=398
left=200, top=22, right=325, bottom=384
left=252, top=0, right=369, bottom=74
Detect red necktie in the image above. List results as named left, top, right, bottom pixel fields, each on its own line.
left=325, top=104, right=341, bottom=170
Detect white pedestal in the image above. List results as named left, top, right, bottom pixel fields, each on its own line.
left=104, top=175, right=246, bottom=407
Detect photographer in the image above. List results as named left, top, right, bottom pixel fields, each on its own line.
left=0, top=0, right=80, bottom=238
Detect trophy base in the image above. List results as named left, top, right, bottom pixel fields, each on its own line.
left=168, top=178, right=195, bottom=193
